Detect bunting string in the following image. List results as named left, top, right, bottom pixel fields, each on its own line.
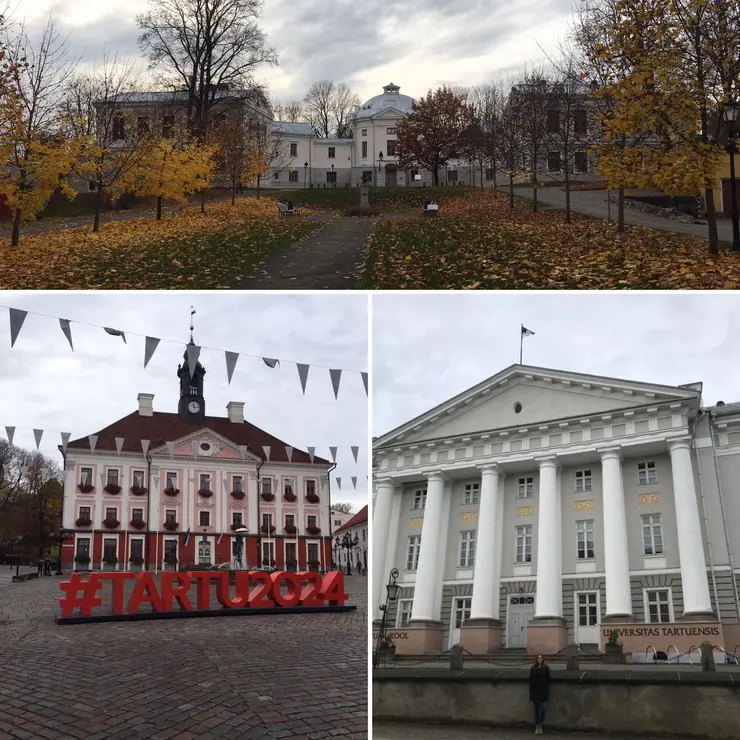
left=3, top=305, right=368, bottom=398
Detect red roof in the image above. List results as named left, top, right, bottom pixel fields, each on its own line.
left=65, top=410, right=330, bottom=465
left=335, top=505, right=368, bottom=533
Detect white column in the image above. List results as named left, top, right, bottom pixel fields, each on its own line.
left=410, top=471, right=446, bottom=622
left=470, top=465, right=501, bottom=620
left=668, top=438, right=713, bottom=616
left=600, top=447, right=634, bottom=618
left=381, top=491, right=402, bottom=596
left=534, top=457, right=562, bottom=618
left=372, top=478, right=396, bottom=618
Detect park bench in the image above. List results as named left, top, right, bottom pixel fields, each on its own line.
left=423, top=200, right=439, bottom=217
left=277, top=201, right=302, bottom=216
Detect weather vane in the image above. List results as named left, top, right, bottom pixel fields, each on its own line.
left=189, top=306, right=196, bottom=343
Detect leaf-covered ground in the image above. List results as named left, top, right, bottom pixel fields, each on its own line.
left=0, top=198, right=324, bottom=289
left=361, top=190, right=740, bottom=289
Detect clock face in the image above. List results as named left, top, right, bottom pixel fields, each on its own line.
left=188, top=401, right=201, bottom=413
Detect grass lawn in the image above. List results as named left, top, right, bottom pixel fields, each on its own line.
left=360, top=190, right=740, bottom=289
left=0, top=199, right=324, bottom=289
left=267, top=186, right=474, bottom=213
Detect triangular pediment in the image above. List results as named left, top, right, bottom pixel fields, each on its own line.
left=150, top=427, right=261, bottom=463
left=377, top=365, right=700, bottom=446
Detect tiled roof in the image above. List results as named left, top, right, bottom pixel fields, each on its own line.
left=65, top=410, right=330, bottom=465
left=335, top=505, right=368, bottom=533
left=272, top=121, right=314, bottom=136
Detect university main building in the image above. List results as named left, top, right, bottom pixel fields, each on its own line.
left=372, top=364, right=740, bottom=662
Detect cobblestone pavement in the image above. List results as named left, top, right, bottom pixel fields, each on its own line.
left=374, top=722, right=666, bottom=739
left=0, top=572, right=368, bottom=740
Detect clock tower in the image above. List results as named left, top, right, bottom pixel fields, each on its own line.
left=177, top=341, right=206, bottom=424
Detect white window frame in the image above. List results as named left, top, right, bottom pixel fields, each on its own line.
left=396, top=598, right=413, bottom=627
left=642, top=513, right=664, bottom=555
left=232, top=475, right=243, bottom=492
left=406, top=535, right=421, bottom=571
left=575, top=591, right=599, bottom=626
left=517, top=477, right=534, bottom=499
left=515, top=525, right=532, bottom=563
left=643, top=587, right=674, bottom=624
left=199, top=473, right=211, bottom=490
left=199, top=510, right=210, bottom=527
left=576, top=519, right=595, bottom=560
left=132, top=470, right=145, bottom=488
left=80, top=467, right=93, bottom=486
left=637, top=461, right=658, bottom=485
left=412, top=489, right=427, bottom=510
left=463, top=482, right=480, bottom=505
left=107, top=468, right=119, bottom=485
left=459, top=530, right=476, bottom=568
left=166, top=472, right=178, bottom=490
left=575, top=469, right=592, bottom=493
left=262, top=477, right=273, bottom=495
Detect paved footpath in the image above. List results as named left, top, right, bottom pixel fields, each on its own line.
left=375, top=722, right=667, bottom=740
left=0, top=572, right=367, bottom=740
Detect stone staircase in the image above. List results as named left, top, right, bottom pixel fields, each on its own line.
left=394, top=645, right=604, bottom=666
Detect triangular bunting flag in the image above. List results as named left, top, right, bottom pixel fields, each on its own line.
left=262, top=445, right=271, bottom=461
left=336, top=477, right=342, bottom=490
left=285, top=445, right=293, bottom=462
left=88, top=435, right=98, bottom=452
left=5, top=426, right=15, bottom=445
left=59, top=318, right=74, bottom=351
left=225, top=351, right=239, bottom=384
left=263, top=357, right=280, bottom=368
left=351, top=446, right=359, bottom=463
left=329, top=369, right=342, bottom=400
left=115, top=437, right=124, bottom=455
left=307, top=446, right=315, bottom=463
left=166, top=441, right=175, bottom=458
left=61, top=432, right=71, bottom=453
left=238, top=445, right=247, bottom=461
left=104, top=327, right=127, bottom=343
left=186, top=343, right=201, bottom=378
left=329, top=447, right=338, bottom=463
left=141, top=439, right=150, bottom=457
left=33, top=429, right=43, bottom=449
left=351, top=476, right=357, bottom=490
left=191, top=442, right=199, bottom=459
left=144, top=336, right=160, bottom=368
left=9, top=308, right=27, bottom=348
left=296, top=363, right=310, bottom=394
left=361, top=371, right=368, bottom=396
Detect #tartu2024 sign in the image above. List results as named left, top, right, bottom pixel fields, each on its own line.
left=59, top=570, right=348, bottom=617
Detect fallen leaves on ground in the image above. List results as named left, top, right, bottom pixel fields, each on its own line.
left=361, top=190, right=740, bottom=289
left=0, top=197, right=325, bottom=289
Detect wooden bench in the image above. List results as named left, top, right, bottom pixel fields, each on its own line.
left=277, top=201, right=302, bottom=216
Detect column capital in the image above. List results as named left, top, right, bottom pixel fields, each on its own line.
left=476, top=463, right=500, bottom=475
left=598, top=445, right=622, bottom=460
left=533, top=454, right=559, bottom=470
left=424, top=470, right=447, bottom=483
left=667, top=436, right=692, bottom=453
left=373, top=476, right=396, bottom=488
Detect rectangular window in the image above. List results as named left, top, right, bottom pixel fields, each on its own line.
left=413, top=490, right=427, bottom=510
left=132, top=508, right=143, bottom=521
left=386, top=140, right=396, bottom=156
left=517, top=477, right=534, bottom=499
left=232, top=476, right=243, bottom=492
left=574, top=151, right=589, bottom=173
left=232, top=511, right=243, bottom=526
left=547, top=151, right=562, bottom=172
left=285, top=514, right=295, bottom=527
left=273, top=170, right=279, bottom=180
left=546, top=110, right=559, bottom=133
left=113, top=116, right=125, bottom=141
left=406, top=535, right=421, bottom=570
left=306, top=480, right=316, bottom=496
left=166, top=472, right=177, bottom=490
left=80, top=467, right=92, bottom=486
left=361, top=129, right=367, bottom=136
left=107, top=469, right=119, bottom=485
left=289, top=170, right=298, bottom=182
left=447, top=169, right=458, bottom=182
left=326, top=171, right=337, bottom=183
left=387, top=127, right=396, bottom=134
left=103, top=538, right=117, bottom=558
left=76, top=537, right=90, bottom=557
left=137, top=116, right=149, bottom=136
left=164, top=540, right=177, bottom=559
left=577, top=593, right=598, bottom=626
left=307, top=515, right=317, bottom=528
left=78, top=506, right=91, bottom=520
left=463, top=482, right=480, bottom=505
left=638, top=461, right=658, bottom=485
left=199, top=473, right=210, bottom=491
left=459, top=531, right=476, bottom=568
left=515, top=525, right=532, bottom=563
left=454, top=597, right=472, bottom=629
left=162, top=115, right=174, bottom=138
left=165, top=509, right=176, bottom=523
left=362, top=141, right=368, bottom=158
left=285, top=542, right=297, bottom=564
left=262, top=513, right=273, bottom=529
left=130, top=539, right=143, bottom=560
left=576, top=520, right=595, bottom=560
left=290, top=143, right=297, bottom=156
left=133, top=470, right=144, bottom=488
left=646, top=589, right=671, bottom=623
left=284, top=478, right=295, bottom=495
left=575, top=470, right=592, bottom=493
left=199, top=510, right=210, bottom=527
left=574, top=109, right=588, bottom=134
left=328, top=146, right=336, bottom=158
left=642, top=514, right=664, bottom=555
left=397, top=598, right=413, bottom=627
left=307, top=542, right=319, bottom=563
left=105, top=507, right=117, bottom=520
left=262, top=478, right=272, bottom=495
left=334, top=519, right=341, bottom=527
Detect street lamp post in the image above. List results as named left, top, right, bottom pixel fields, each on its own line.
left=331, top=163, right=335, bottom=188
left=724, top=103, right=740, bottom=252
left=52, top=528, right=73, bottom=575
left=335, top=532, right=359, bottom=576
left=373, top=568, right=401, bottom=668
left=14, top=534, right=23, bottom=576
left=304, top=161, right=308, bottom=189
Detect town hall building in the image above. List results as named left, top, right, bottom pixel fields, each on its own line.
left=60, top=342, right=333, bottom=573
left=372, top=364, right=740, bottom=662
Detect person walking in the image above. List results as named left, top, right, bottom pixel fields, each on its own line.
left=37, top=559, right=43, bottom=577
left=529, top=654, right=551, bottom=735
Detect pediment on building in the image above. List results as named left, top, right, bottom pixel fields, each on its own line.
left=150, top=428, right=262, bottom=463
left=376, top=365, right=701, bottom=446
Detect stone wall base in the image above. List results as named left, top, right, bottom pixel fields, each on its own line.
left=459, top=618, right=503, bottom=654
left=602, top=613, right=635, bottom=624
left=397, top=620, right=444, bottom=655
left=526, top=617, right=569, bottom=656
left=682, top=610, right=718, bottom=622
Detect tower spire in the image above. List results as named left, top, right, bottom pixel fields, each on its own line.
left=189, top=306, right=196, bottom=344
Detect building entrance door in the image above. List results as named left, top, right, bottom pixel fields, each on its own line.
left=198, top=541, right=212, bottom=565
left=508, top=595, right=535, bottom=648
left=385, top=164, right=397, bottom=187
left=575, top=591, right=600, bottom=646
left=448, top=597, right=471, bottom=648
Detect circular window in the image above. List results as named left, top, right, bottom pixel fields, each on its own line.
left=200, top=442, right=211, bottom=452
left=514, top=402, right=523, bottom=414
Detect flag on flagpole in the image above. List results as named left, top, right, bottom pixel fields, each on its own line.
left=183, top=527, right=191, bottom=547
left=521, top=325, right=535, bottom=337
left=520, top=324, right=535, bottom=364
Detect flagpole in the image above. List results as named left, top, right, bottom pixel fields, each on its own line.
left=519, top=324, right=523, bottom=365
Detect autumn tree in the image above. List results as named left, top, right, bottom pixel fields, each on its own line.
left=303, top=80, right=360, bottom=138
left=213, top=113, right=252, bottom=204
left=241, top=119, right=289, bottom=196
left=469, top=82, right=504, bottom=190
left=395, top=86, right=473, bottom=186
left=136, top=0, right=278, bottom=140
left=498, top=82, right=526, bottom=207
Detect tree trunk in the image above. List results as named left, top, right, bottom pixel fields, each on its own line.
left=156, top=195, right=163, bottom=221
left=565, top=167, right=571, bottom=224
left=618, top=187, right=625, bottom=233
left=231, top=182, right=236, bottom=205
left=200, top=191, right=206, bottom=213
left=480, top=162, right=484, bottom=190
left=532, top=145, right=538, bottom=213
left=11, top=207, right=22, bottom=247
left=508, top=174, right=514, bottom=208
left=492, top=158, right=497, bottom=193
left=704, top=188, right=718, bottom=254
left=257, top=176, right=261, bottom=198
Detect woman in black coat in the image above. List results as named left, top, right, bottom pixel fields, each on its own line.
left=528, top=654, right=550, bottom=735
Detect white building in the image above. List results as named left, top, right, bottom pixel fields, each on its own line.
left=333, top=505, right=368, bottom=573
left=372, top=364, right=740, bottom=661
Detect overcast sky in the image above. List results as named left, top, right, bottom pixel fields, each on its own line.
left=18, top=0, right=574, bottom=106
left=373, top=293, right=740, bottom=437
left=0, top=292, right=368, bottom=511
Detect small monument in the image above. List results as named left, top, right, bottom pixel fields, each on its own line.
left=360, top=171, right=371, bottom=210
left=700, top=640, right=716, bottom=671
